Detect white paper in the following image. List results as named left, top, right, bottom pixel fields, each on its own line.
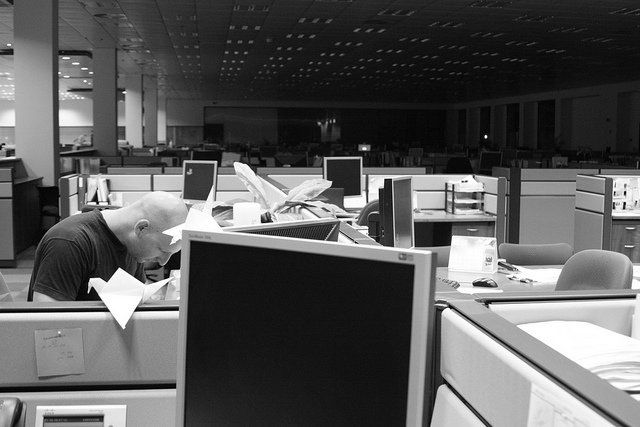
left=527, top=383, right=611, bottom=427
left=520, top=321, right=640, bottom=393
left=448, top=235, right=497, bottom=273
left=511, top=267, right=562, bottom=284
left=163, top=204, right=222, bottom=245
left=89, top=268, right=173, bottom=329
left=447, top=175, right=484, bottom=192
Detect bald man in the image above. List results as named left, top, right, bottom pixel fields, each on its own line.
left=28, top=191, right=188, bottom=302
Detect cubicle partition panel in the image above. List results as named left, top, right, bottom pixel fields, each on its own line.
left=476, top=175, right=507, bottom=245
left=434, top=295, right=640, bottom=426
left=0, top=168, right=14, bottom=262
left=574, top=171, right=640, bottom=262
left=494, top=168, right=598, bottom=245
left=58, top=174, right=82, bottom=218
left=0, top=303, right=179, bottom=426
left=574, top=174, right=611, bottom=253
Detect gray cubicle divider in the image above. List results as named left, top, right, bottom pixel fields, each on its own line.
left=493, top=167, right=598, bottom=245
left=436, top=294, right=640, bottom=427
left=574, top=174, right=612, bottom=252
left=0, top=303, right=179, bottom=389
left=0, top=303, right=179, bottom=426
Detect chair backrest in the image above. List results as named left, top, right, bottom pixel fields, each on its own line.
left=555, top=249, right=633, bottom=291
left=498, top=242, right=573, bottom=265
left=356, top=199, right=380, bottom=226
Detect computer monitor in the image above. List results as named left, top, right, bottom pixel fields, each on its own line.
left=176, top=230, right=434, bottom=426
left=478, top=151, right=502, bottom=175
left=182, top=160, right=218, bottom=204
left=191, top=149, right=222, bottom=162
left=323, top=156, right=363, bottom=197
left=382, top=176, right=414, bottom=249
left=224, top=218, right=341, bottom=241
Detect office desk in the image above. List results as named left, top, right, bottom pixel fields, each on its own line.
left=436, top=265, right=559, bottom=295
left=413, top=209, right=496, bottom=246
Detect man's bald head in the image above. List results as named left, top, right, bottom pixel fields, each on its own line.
left=128, top=191, right=189, bottom=230
left=104, top=191, right=188, bottom=265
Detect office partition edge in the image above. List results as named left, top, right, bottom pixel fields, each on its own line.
left=445, top=299, right=640, bottom=426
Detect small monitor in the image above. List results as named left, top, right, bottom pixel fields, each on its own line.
left=323, top=156, right=363, bottom=197
left=182, top=160, right=218, bottom=204
left=382, top=176, right=414, bottom=249
left=224, top=218, right=341, bottom=242
left=478, top=151, right=502, bottom=175
left=176, top=230, right=434, bottom=426
left=358, top=144, right=371, bottom=152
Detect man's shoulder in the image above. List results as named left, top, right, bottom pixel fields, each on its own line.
left=44, top=211, right=101, bottom=241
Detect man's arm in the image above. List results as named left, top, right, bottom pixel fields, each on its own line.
left=32, top=291, right=59, bottom=302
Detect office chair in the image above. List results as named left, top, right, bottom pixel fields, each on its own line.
left=356, top=199, right=380, bottom=226
left=0, top=272, right=13, bottom=302
left=444, top=157, right=474, bottom=174
left=498, top=243, right=573, bottom=265
left=37, top=185, right=60, bottom=236
left=555, top=249, right=633, bottom=291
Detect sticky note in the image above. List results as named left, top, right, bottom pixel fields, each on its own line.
left=34, top=328, right=85, bottom=377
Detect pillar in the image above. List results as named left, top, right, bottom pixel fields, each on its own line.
left=14, top=0, right=59, bottom=185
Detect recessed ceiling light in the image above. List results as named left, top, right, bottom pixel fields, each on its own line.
left=81, top=67, right=88, bottom=71
left=71, top=62, right=80, bottom=65
left=62, top=56, right=70, bottom=60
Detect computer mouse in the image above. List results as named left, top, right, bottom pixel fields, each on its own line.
left=472, top=277, right=498, bottom=288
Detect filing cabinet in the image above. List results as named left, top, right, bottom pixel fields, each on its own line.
left=611, top=220, right=640, bottom=262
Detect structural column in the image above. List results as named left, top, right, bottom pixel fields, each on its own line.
left=157, top=92, right=167, bottom=144
left=14, top=0, right=59, bottom=185
left=143, top=75, right=158, bottom=146
left=125, top=74, right=143, bottom=147
left=92, top=47, right=118, bottom=156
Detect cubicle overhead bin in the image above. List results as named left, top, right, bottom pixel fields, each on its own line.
left=0, top=302, right=179, bottom=426
left=574, top=171, right=640, bottom=261
left=434, top=292, right=640, bottom=426
left=493, top=167, right=598, bottom=245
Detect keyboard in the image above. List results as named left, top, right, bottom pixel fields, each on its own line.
left=437, top=275, right=460, bottom=290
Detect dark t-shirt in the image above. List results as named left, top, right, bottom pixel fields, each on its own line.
left=28, top=210, right=145, bottom=301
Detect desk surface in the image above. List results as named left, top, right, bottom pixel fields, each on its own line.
left=436, top=265, right=558, bottom=296
left=414, top=210, right=496, bottom=223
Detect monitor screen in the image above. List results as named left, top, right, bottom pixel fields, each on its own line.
left=323, top=156, right=363, bottom=196
left=182, top=160, right=218, bottom=204
left=176, top=231, right=434, bottom=426
left=224, top=218, right=341, bottom=242
left=382, top=177, right=414, bottom=248
left=478, top=151, right=502, bottom=174
left=358, top=144, right=371, bottom=152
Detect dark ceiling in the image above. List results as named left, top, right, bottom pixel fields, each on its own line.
left=5, top=0, right=640, bottom=103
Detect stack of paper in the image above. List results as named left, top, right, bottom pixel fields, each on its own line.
left=520, top=321, right=640, bottom=397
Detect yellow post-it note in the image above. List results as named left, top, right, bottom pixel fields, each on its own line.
left=34, top=328, right=85, bottom=377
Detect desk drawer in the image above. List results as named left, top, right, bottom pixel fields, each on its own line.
left=451, top=222, right=494, bottom=238
left=611, top=222, right=640, bottom=262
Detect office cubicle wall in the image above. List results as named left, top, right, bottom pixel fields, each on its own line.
left=574, top=174, right=611, bottom=252
left=493, top=167, right=598, bottom=245
left=0, top=303, right=179, bottom=426
left=574, top=171, right=640, bottom=260
left=58, top=168, right=253, bottom=216
left=435, top=295, right=640, bottom=426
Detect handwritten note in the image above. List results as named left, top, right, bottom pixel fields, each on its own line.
left=34, top=328, right=85, bottom=377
